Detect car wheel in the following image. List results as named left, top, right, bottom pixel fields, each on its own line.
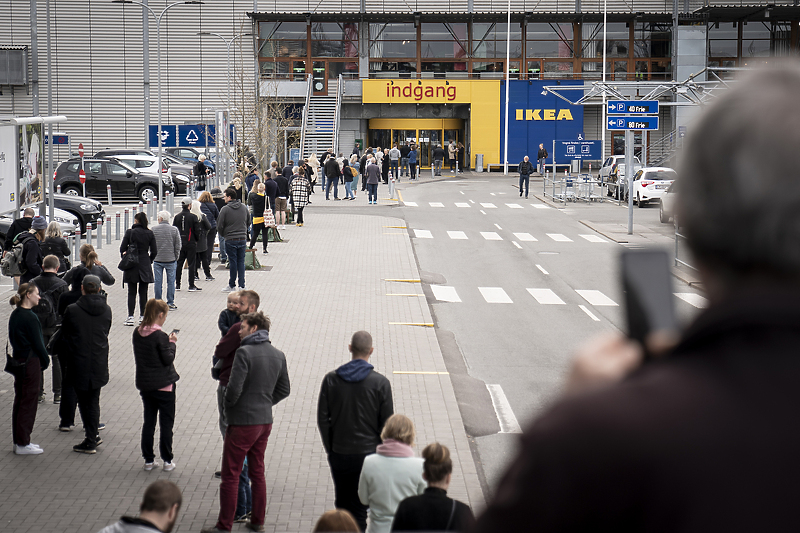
left=660, top=203, right=671, bottom=223
left=64, top=186, right=81, bottom=196
left=139, top=186, right=157, bottom=203
left=637, top=193, right=645, bottom=208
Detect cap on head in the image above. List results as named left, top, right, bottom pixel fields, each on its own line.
left=31, top=216, right=48, bottom=230
left=82, top=275, right=101, bottom=291
left=181, top=197, right=192, bottom=207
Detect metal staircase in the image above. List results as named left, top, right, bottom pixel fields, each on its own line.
left=299, top=75, right=343, bottom=160
left=647, top=127, right=680, bottom=167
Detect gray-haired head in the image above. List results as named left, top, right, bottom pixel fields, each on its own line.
left=679, top=63, right=800, bottom=286
left=157, top=210, right=172, bottom=223
left=292, top=166, right=299, bottom=174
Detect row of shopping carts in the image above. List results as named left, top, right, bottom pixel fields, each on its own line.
left=542, top=172, right=608, bottom=203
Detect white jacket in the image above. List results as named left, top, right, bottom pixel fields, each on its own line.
left=358, top=454, right=426, bottom=533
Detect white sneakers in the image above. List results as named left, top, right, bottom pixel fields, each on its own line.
left=124, top=316, right=136, bottom=326
left=163, top=461, right=176, bottom=472
left=143, top=460, right=160, bottom=471
left=14, top=443, right=43, bottom=455
left=144, top=460, right=176, bottom=471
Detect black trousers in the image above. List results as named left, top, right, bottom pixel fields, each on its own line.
left=59, top=365, right=77, bottom=428
left=127, top=281, right=149, bottom=317
left=196, top=250, right=212, bottom=278
left=206, top=228, right=217, bottom=266
left=328, top=452, right=369, bottom=531
left=294, top=207, right=304, bottom=224
left=176, top=243, right=197, bottom=288
left=141, top=389, right=176, bottom=463
left=76, top=387, right=101, bottom=444
left=249, top=222, right=267, bottom=251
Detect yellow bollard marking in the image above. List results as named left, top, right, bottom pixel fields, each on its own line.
left=388, top=322, right=434, bottom=327
left=393, top=371, right=450, bottom=375
left=383, top=279, right=421, bottom=283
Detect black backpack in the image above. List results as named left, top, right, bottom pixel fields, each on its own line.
left=32, top=284, right=61, bottom=330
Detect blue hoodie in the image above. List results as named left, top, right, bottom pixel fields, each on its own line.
left=336, top=358, right=374, bottom=383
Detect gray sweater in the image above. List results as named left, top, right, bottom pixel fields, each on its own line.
left=225, top=329, right=291, bottom=426
left=217, top=200, right=250, bottom=241
left=151, top=221, right=182, bottom=262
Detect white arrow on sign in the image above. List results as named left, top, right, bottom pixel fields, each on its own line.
left=609, top=103, right=616, bottom=110
left=186, top=130, right=199, bottom=144
left=608, top=119, right=616, bottom=127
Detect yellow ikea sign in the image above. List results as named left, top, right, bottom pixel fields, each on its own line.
left=515, top=109, right=574, bottom=121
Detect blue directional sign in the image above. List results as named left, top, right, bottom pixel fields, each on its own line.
left=555, top=140, right=602, bottom=161
left=178, top=125, right=206, bottom=147
left=148, top=125, right=177, bottom=147
left=607, top=100, right=659, bottom=115
left=607, top=116, right=659, bottom=131
left=205, top=124, right=236, bottom=147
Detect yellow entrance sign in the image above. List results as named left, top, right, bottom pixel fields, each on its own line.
left=363, top=80, right=477, bottom=104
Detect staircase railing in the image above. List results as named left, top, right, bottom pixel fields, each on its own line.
left=333, top=74, right=344, bottom=153
left=299, top=74, right=313, bottom=161
left=648, top=127, right=680, bottom=167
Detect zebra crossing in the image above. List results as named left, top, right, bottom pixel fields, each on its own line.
left=411, top=228, right=609, bottom=243
left=405, top=201, right=553, bottom=210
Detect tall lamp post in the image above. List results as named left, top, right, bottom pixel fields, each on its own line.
left=196, top=31, right=254, bottom=187
left=112, top=0, right=204, bottom=211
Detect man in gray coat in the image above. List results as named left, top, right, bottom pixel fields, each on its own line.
left=217, top=187, right=251, bottom=293
left=151, top=211, right=182, bottom=310
left=203, top=311, right=290, bottom=533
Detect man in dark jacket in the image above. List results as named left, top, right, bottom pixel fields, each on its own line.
left=3, top=207, right=34, bottom=253
left=317, top=331, right=393, bottom=530
left=32, top=255, right=69, bottom=404
left=244, top=167, right=259, bottom=194
left=517, top=155, right=535, bottom=199
left=281, top=161, right=293, bottom=179
left=17, top=215, right=47, bottom=284
left=173, top=198, right=202, bottom=292
left=324, top=153, right=342, bottom=201
left=55, top=275, right=112, bottom=454
left=399, top=142, right=411, bottom=178
left=475, top=66, right=800, bottom=533
left=536, top=143, right=548, bottom=174
left=274, top=171, right=290, bottom=230
left=217, top=188, right=251, bottom=292
left=263, top=171, right=278, bottom=215
left=359, top=150, right=371, bottom=192
left=432, top=145, right=445, bottom=176
left=204, top=310, right=290, bottom=533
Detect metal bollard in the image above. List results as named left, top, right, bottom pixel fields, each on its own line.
left=57, top=185, right=61, bottom=194
left=73, top=229, right=81, bottom=261
left=115, top=212, right=121, bottom=240
left=86, top=223, right=93, bottom=248
left=138, top=201, right=143, bottom=215
left=146, top=200, right=152, bottom=222
left=124, top=208, right=129, bottom=231
left=95, top=220, right=102, bottom=249
left=107, top=184, right=112, bottom=206
left=106, top=216, right=112, bottom=245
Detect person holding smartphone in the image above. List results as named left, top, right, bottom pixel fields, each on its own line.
left=133, top=298, right=180, bottom=472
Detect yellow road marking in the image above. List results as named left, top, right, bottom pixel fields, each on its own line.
left=388, top=322, right=434, bottom=327
left=384, top=279, right=421, bottom=283
left=383, top=226, right=407, bottom=229
left=398, top=190, right=404, bottom=203
left=393, top=371, right=449, bottom=375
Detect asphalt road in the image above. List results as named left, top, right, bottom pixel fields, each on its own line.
left=394, top=173, right=706, bottom=497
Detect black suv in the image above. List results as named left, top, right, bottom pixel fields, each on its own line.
left=54, top=157, right=174, bottom=203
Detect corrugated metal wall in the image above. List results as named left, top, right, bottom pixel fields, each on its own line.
left=0, top=0, right=256, bottom=157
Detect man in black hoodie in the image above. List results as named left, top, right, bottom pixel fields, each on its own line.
left=32, top=255, right=69, bottom=404
left=317, top=331, right=394, bottom=531
left=3, top=207, right=34, bottom=254
left=173, top=197, right=202, bottom=292
left=55, top=275, right=112, bottom=454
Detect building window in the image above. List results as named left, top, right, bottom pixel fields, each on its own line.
left=708, top=22, right=738, bottom=58
left=370, top=22, right=416, bottom=59
left=634, top=22, right=671, bottom=58
left=472, top=22, right=522, bottom=58
left=370, top=61, right=417, bottom=78
left=742, top=21, right=791, bottom=58
left=581, top=22, right=629, bottom=59
left=526, top=23, right=574, bottom=59
left=421, top=23, right=468, bottom=62
left=259, top=21, right=307, bottom=58
left=311, top=22, right=358, bottom=58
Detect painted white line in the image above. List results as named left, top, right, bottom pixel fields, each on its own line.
left=447, top=231, right=468, bottom=240
left=576, top=290, right=618, bottom=306
left=494, top=223, right=503, bottom=230
left=512, top=241, right=522, bottom=249
left=480, top=210, right=486, bottom=215
left=547, top=233, right=573, bottom=242
left=531, top=204, right=550, bottom=209
left=486, top=384, right=523, bottom=434
left=413, top=229, right=433, bottom=239
left=469, top=199, right=475, bottom=204
left=403, top=201, right=418, bottom=207
left=535, top=264, right=549, bottom=275
left=579, top=305, right=601, bottom=321
left=480, top=203, right=497, bottom=208
left=506, top=203, right=524, bottom=209
left=675, top=292, right=708, bottom=308
left=479, top=287, right=513, bottom=303
left=490, top=192, right=496, bottom=196
left=455, top=202, right=470, bottom=208
left=480, top=232, right=503, bottom=241
left=429, top=202, right=445, bottom=208
left=460, top=190, right=465, bottom=195
left=431, top=285, right=461, bottom=303
left=579, top=234, right=609, bottom=243
left=513, top=232, right=537, bottom=242
left=527, top=288, right=565, bottom=305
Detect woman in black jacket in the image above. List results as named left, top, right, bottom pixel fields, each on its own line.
left=381, top=148, right=391, bottom=184
left=120, top=212, right=157, bottom=326
left=133, top=298, right=180, bottom=471
left=40, top=221, right=71, bottom=273
left=199, top=191, right=219, bottom=268
left=391, top=443, right=475, bottom=532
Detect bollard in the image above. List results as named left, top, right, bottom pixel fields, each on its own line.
left=138, top=201, right=143, bottom=215
left=146, top=200, right=152, bottom=222
left=124, top=208, right=130, bottom=231
left=57, top=184, right=61, bottom=194
left=86, top=223, right=93, bottom=248
left=431, top=164, right=434, bottom=179
left=73, top=229, right=81, bottom=262
left=106, top=216, right=112, bottom=245
left=115, top=212, right=121, bottom=241
left=95, top=220, right=103, bottom=249
left=107, top=184, right=112, bottom=206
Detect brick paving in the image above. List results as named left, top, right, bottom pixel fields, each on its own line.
left=0, top=186, right=483, bottom=533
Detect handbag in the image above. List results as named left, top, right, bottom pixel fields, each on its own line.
left=118, top=241, right=140, bottom=271
left=3, top=341, right=27, bottom=377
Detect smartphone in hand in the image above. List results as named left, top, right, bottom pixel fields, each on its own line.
left=621, top=249, right=678, bottom=355
left=170, top=329, right=180, bottom=335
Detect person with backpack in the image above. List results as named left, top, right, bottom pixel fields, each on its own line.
left=40, top=222, right=70, bottom=273
left=120, top=212, right=158, bottom=326
left=173, top=198, right=202, bottom=293
left=15, top=215, right=47, bottom=285
left=2, top=207, right=34, bottom=255
left=31, top=255, right=68, bottom=404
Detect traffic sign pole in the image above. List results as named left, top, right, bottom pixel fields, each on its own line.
left=79, top=142, right=85, bottom=197
left=626, top=129, right=633, bottom=235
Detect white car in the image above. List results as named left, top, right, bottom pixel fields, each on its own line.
left=607, top=162, right=643, bottom=200
left=660, top=181, right=678, bottom=223
left=632, top=167, right=677, bottom=208
left=600, top=154, right=641, bottom=181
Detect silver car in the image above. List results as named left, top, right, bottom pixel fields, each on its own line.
left=660, top=181, right=678, bottom=223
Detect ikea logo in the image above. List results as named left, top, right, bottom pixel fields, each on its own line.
left=515, top=109, right=574, bottom=121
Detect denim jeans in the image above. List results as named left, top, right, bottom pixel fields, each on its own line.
left=519, top=174, right=530, bottom=197
left=344, top=181, right=353, bottom=199
left=400, top=157, right=409, bottom=176
left=319, top=166, right=326, bottom=193
left=390, top=160, right=399, bottom=179
left=433, top=160, right=443, bottom=175
left=218, top=234, right=227, bottom=261
left=225, top=240, right=247, bottom=289
left=367, top=183, right=378, bottom=203
left=236, top=459, right=252, bottom=519
left=153, top=261, right=177, bottom=305
left=326, top=177, right=338, bottom=200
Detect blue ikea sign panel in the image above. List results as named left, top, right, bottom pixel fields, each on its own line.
left=205, top=124, right=236, bottom=147
left=178, top=125, right=207, bottom=147
left=148, top=125, right=177, bottom=147
left=500, top=80, right=585, bottom=165
left=555, top=140, right=601, bottom=161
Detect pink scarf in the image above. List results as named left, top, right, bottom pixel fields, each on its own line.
left=138, top=323, right=162, bottom=337
left=376, top=439, right=415, bottom=458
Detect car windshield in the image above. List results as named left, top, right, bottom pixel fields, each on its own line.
left=111, top=159, right=136, bottom=172
left=644, top=170, right=677, bottom=181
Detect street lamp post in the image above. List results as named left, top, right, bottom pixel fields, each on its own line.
left=112, top=0, right=203, bottom=211
left=196, top=31, right=254, bottom=187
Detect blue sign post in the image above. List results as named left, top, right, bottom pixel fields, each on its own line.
left=607, top=100, right=659, bottom=115
left=555, top=140, right=601, bottom=161
left=606, top=116, right=659, bottom=130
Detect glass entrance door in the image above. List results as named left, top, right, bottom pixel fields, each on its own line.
left=419, top=130, right=442, bottom=168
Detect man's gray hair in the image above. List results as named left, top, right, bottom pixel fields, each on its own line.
left=157, top=210, right=172, bottom=223
left=679, top=63, right=800, bottom=282
left=292, top=166, right=299, bottom=174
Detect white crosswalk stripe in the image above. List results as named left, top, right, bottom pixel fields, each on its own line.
left=480, top=232, right=503, bottom=241
left=547, top=233, right=573, bottom=242
left=480, top=203, right=497, bottom=208
left=576, top=290, right=618, bottom=306
left=447, top=231, right=468, bottom=240
left=414, top=229, right=433, bottom=239
left=579, top=234, right=608, bottom=243
left=675, top=292, right=708, bottom=308
left=506, top=203, right=524, bottom=209
left=479, top=287, right=513, bottom=303
left=403, top=201, right=418, bottom=207
left=513, top=232, right=538, bottom=242
left=455, top=202, right=471, bottom=208
left=431, top=285, right=461, bottom=302
left=532, top=204, right=550, bottom=209
left=429, top=202, right=445, bottom=208
left=527, top=288, right=565, bottom=305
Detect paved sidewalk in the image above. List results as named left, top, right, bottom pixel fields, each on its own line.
left=0, top=189, right=483, bottom=532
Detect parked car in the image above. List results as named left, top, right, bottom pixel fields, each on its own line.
left=660, top=180, right=678, bottom=223
left=631, top=167, right=677, bottom=208
left=166, top=147, right=215, bottom=172
left=0, top=207, right=78, bottom=248
left=54, top=157, right=174, bottom=203
left=52, top=193, right=106, bottom=232
left=600, top=154, right=641, bottom=181
left=108, top=154, right=191, bottom=195
left=94, top=148, right=154, bottom=158
left=607, top=162, right=643, bottom=200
